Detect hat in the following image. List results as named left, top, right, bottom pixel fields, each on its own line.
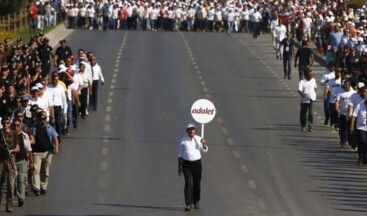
left=35, top=83, right=43, bottom=89
left=36, top=111, right=47, bottom=119
left=51, top=71, right=59, bottom=77
left=358, top=82, right=365, bottom=88
left=58, top=65, right=67, bottom=73
left=21, top=95, right=29, bottom=101
left=30, top=104, right=39, bottom=111
left=59, top=39, right=66, bottom=43
left=31, top=86, right=39, bottom=91
left=186, top=123, right=196, bottom=129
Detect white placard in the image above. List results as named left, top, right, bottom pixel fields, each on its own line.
left=191, top=99, right=216, bottom=137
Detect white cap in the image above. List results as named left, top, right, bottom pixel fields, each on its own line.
left=358, top=82, right=365, bottom=88
left=31, top=86, right=39, bottom=91
left=35, top=83, right=43, bottom=89
left=186, top=123, right=196, bottom=129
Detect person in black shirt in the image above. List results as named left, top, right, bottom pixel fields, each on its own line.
left=280, top=31, right=295, bottom=79
left=31, top=111, right=59, bottom=196
left=0, top=81, right=12, bottom=118
left=38, top=37, right=54, bottom=77
left=295, top=40, right=314, bottom=81
left=54, top=39, right=72, bottom=67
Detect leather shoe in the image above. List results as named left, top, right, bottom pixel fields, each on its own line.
left=194, top=202, right=200, bottom=209
left=184, top=205, right=192, bottom=211
left=6, top=203, right=13, bottom=212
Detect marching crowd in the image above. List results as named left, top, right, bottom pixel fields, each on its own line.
left=0, top=29, right=104, bottom=212
left=0, top=0, right=364, bottom=213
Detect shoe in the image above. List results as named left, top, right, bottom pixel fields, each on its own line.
left=41, top=189, right=47, bottom=195
left=33, top=188, right=40, bottom=196
left=194, top=202, right=200, bottom=209
left=18, top=198, right=24, bottom=207
left=276, top=54, right=279, bottom=59
left=93, top=107, right=97, bottom=111
left=308, top=128, right=313, bottom=132
left=184, top=205, right=192, bottom=211
left=288, top=77, right=291, bottom=80
left=301, top=127, right=306, bottom=131
left=324, top=119, right=328, bottom=125
left=6, top=203, right=13, bottom=212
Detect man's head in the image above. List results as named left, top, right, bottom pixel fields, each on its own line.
left=186, top=123, right=196, bottom=138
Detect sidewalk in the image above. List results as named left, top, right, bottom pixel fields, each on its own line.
left=45, top=22, right=75, bottom=48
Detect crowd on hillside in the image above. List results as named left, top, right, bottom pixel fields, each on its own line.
left=0, top=24, right=104, bottom=212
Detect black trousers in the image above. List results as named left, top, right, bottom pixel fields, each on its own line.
left=183, top=159, right=202, bottom=206
left=90, top=80, right=99, bottom=110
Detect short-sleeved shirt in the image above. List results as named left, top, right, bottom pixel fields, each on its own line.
left=281, top=38, right=295, bottom=54
left=352, top=101, right=367, bottom=131
left=296, top=46, right=312, bottom=66
left=337, top=89, right=356, bottom=115
left=298, top=78, right=317, bottom=103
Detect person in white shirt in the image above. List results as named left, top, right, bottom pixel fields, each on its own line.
left=226, top=9, right=235, bottom=35
left=275, top=20, right=287, bottom=60
left=350, top=87, right=367, bottom=164
left=89, top=57, right=104, bottom=111
left=320, top=63, right=335, bottom=126
left=298, top=70, right=317, bottom=132
left=325, top=69, right=342, bottom=129
left=347, top=83, right=366, bottom=151
left=47, top=72, right=67, bottom=142
left=178, top=123, right=208, bottom=212
left=336, top=79, right=356, bottom=147
left=302, top=12, right=313, bottom=43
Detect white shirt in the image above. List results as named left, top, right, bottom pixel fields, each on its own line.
left=91, top=63, right=105, bottom=82
left=352, top=100, right=367, bottom=131
left=337, top=88, right=356, bottom=115
left=178, top=134, right=208, bottom=161
left=298, top=78, right=317, bottom=103
left=47, top=83, right=68, bottom=114
left=320, top=70, right=335, bottom=84
left=275, top=24, right=287, bottom=41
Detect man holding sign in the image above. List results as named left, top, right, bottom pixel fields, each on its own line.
left=178, top=123, right=208, bottom=212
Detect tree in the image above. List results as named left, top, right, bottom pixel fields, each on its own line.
left=0, top=0, right=26, bottom=16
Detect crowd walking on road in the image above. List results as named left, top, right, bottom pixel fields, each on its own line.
left=0, top=29, right=104, bottom=212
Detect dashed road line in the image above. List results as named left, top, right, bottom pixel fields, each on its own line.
left=100, top=161, right=107, bottom=171
left=221, top=127, right=228, bottom=134
left=249, top=180, right=257, bottom=190
left=101, top=147, right=108, bottom=156
left=227, top=138, right=234, bottom=145
left=240, top=164, right=248, bottom=173
left=232, top=151, right=241, bottom=158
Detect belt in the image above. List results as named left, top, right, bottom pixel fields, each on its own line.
left=183, top=159, right=201, bottom=163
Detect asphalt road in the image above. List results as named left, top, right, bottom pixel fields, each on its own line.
left=5, top=30, right=367, bottom=216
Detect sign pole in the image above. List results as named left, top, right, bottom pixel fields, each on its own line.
left=201, top=124, right=204, bottom=138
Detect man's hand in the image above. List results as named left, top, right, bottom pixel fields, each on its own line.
left=201, top=138, right=207, bottom=149
left=54, top=146, right=59, bottom=155
left=178, top=166, right=183, bottom=177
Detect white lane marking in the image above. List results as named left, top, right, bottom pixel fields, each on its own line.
left=240, top=164, right=248, bottom=173
left=257, top=198, right=267, bottom=210
left=105, top=115, right=111, bottom=122
left=205, top=94, right=211, bottom=99
left=107, top=98, right=113, bottom=104
left=317, top=116, right=322, bottom=119
left=203, top=87, right=208, bottom=92
left=249, top=180, right=257, bottom=190
left=217, top=117, right=223, bottom=124
left=100, top=161, right=107, bottom=171
left=115, top=64, right=119, bottom=67
left=201, top=81, right=206, bottom=86
left=113, top=74, right=117, bottom=78
left=102, top=136, right=109, bottom=143
left=102, top=147, right=109, bottom=156
left=221, top=127, right=228, bottom=134
left=116, top=59, right=120, bottom=63
left=111, top=79, right=116, bottom=84
left=197, top=71, right=201, bottom=74
left=98, top=177, right=106, bottom=187
left=232, top=151, right=241, bottom=158
left=110, top=85, right=115, bottom=89
left=106, top=106, right=112, bottom=112
left=227, top=138, right=234, bottom=145
left=104, top=125, right=110, bottom=132
left=194, top=66, right=199, bottom=69
left=109, top=91, right=114, bottom=97
left=114, top=69, right=119, bottom=72
left=198, top=76, right=203, bottom=80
